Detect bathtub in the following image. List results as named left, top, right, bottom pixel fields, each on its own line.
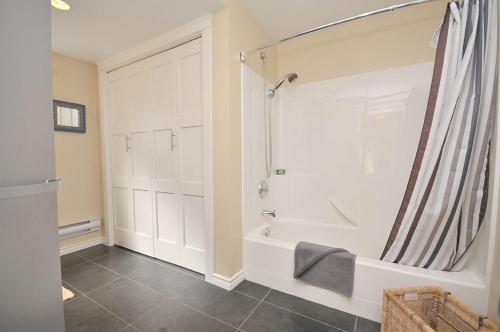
left=243, top=220, right=488, bottom=322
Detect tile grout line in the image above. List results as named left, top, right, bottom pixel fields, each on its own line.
left=65, top=263, right=347, bottom=332
left=147, top=258, right=205, bottom=280
left=63, top=260, right=151, bottom=330
left=237, top=288, right=272, bottom=330
left=65, top=270, right=150, bottom=330
left=68, top=248, right=175, bottom=289
left=110, top=245, right=202, bottom=278
left=90, top=259, right=152, bottom=279
left=92, top=245, right=205, bottom=280
left=232, top=287, right=350, bottom=332
left=176, top=299, right=240, bottom=330
left=61, top=257, right=91, bottom=271
left=72, top=245, right=204, bottom=280
left=91, top=248, right=154, bottom=264
left=121, top=297, right=164, bottom=331
left=61, top=282, right=83, bottom=305
left=69, top=247, right=358, bottom=331
left=62, top=249, right=121, bottom=271
left=73, top=248, right=119, bottom=261
left=118, top=325, right=131, bottom=332
left=79, top=249, right=170, bottom=281
left=90, top=260, right=239, bottom=330
left=123, top=275, right=239, bottom=330
left=232, top=289, right=264, bottom=302
left=262, top=288, right=271, bottom=302
left=62, top=279, right=133, bottom=328
left=237, top=289, right=271, bottom=329
left=63, top=261, right=123, bottom=296
left=65, top=247, right=230, bottom=329
left=91, top=260, right=154, bottom=280
left=75, top=246, right=147, bottom=263
left=82, top=275, right=123, bottom=295
left=354, top=316, right=358, bottom=332
left=262, top=300, right=349, bottom=332
left=225, top=284, right=356, bottom=332
left=119, top=324, right=143, bottom=332
left=82, top=294, right=134, bottom=327
left=119, top=261, right=156, bottom=278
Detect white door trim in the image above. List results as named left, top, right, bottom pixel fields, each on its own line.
left=98, top=15, right=214, bottom=281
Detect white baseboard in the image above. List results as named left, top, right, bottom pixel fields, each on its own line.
left=60, top=237, right=105, bottom=256
left=207, top=269, right=246, bottom=290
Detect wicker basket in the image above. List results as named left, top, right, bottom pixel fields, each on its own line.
left=382, top=286, right=498, bottom=332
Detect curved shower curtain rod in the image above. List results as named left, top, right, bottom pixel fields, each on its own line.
left=240, top=0, right=438, bottom=61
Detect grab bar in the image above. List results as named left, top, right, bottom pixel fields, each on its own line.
left=0, top=178, right=62, bottom=200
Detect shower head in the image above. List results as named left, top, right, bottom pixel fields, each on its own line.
left=267, top=73, right=299, bottom=97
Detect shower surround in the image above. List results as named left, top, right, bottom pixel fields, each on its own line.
left=241, top=62, right=496, bottom=321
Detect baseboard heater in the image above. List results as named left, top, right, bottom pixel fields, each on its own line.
left=58, top=219, right=101, bottom=239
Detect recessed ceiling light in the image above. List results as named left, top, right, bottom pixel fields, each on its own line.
left=51, top=0, right=71, bottom=11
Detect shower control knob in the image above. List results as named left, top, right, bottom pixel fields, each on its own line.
left=258, top=180, right=269, bottom=199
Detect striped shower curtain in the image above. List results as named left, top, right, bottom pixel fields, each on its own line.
left=381, top=0, right=497, bottom=271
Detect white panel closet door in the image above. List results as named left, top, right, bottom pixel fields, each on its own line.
left=151, top=38, right=205, bottom=273
left=150, top=48, right=181, bottom=265
left=176, top=39, right=204, bottom=273
left=108, top=62, right=155, bottom=256
left=108, top=38, right=205, bottom=273
left=177, top=40, right=204, bottom=273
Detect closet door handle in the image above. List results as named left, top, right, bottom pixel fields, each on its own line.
left=170, top=131, right=176, bottom=151
left=125, top=136, right=132, bottom=152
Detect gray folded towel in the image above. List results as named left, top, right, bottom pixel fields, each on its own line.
left=294, top=241, right=356, bottom=297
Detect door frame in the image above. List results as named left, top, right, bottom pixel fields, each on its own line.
left=97, top=15, right=214, bottom=279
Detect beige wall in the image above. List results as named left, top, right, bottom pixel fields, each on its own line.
left=277, top=0, right=447, bottom=84
left=52, top=53, right=104, bottom=248
left=211, top=0, right=275, bottom=277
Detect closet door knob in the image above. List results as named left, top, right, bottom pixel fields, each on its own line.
left=125, top=136, right=132, bottom=152
left=170, top=131, right=176, bottom=151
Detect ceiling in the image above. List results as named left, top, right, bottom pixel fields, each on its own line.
left=240, top=0, right=429, bottom=40
left=53, top=0, right=433, bottom=63
left=52, top=0, right=223, bottom=63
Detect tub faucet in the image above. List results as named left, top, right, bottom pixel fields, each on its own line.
left=261, top=209, right=276, bottom=218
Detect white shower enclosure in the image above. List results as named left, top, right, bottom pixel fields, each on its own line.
left=241, top=62, right=499, bottom=321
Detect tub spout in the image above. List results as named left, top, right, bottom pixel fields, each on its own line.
left=261, top=209, right=276, bottom=218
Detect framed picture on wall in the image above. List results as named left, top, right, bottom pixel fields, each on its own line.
left=53, top=100, right=86, bottom=133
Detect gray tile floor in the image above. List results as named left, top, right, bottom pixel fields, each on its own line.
left=62, top=245, right=381, bottom=332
